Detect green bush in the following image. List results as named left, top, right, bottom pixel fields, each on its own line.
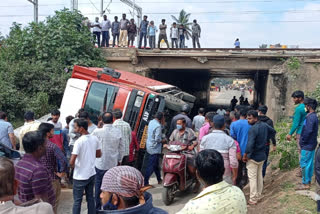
left=274, top=119, right=300, bottom=170
left=0, top=9, right=106, bottom=124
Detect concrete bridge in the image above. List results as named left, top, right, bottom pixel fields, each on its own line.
left=102, top=48, right=320, bottom=121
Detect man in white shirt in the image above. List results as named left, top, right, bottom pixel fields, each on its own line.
left=170, top=22, right=178, bottom=48
left=217, top=107, right=226, bottom=116
left=69, top=119, right=101, bottom=214
left=19, top=111, right=41, bottom=151
left=91, top=112, right=124, bottom=211
left=91, top=17, right=101, bottom=47
left=119, top=13, right=130, bottom=47
left=78, top=111, right=97, bottom=134
left=113, top=109, right=132, bottom=165
left=101, top=15, right=111, bottom=47
left=192, top=107, right=205, bottom=133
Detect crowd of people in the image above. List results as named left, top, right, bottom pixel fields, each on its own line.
left=83, top=13, right=202, bottom=49
left=0, top=89, right=319, bottom=213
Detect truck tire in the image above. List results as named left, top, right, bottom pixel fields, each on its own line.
left=182, top=92, right=196, bottom=103
left=186, top=102, right=194, bottom=109
left=161, top=94, right=187, bottom=112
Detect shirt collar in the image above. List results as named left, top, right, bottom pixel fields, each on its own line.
left=103, top=124, right=113, bottom=128
left=211, top=130, right=225, bottom=133
left=23, top=153, right=39, bottom=162
left=193, top=181, right=230, bottom=200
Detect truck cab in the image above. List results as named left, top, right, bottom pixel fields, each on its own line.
left=59, top=66, right=196, bottom=168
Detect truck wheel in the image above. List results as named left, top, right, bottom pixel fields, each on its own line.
left=182, top=92, right=196, bottom=103
left=162, top=186, right=176, bottom=206
left=162, top=94, right=187, bottom=112
left=186, top=102, right=194, bottom=109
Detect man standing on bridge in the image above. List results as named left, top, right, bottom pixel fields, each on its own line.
left=119, top=14, right=130, bottom=48
left=192, top=19, right=201, bottom=48
left=158, top=19, right=170, bottom=48
left=138, top=15, right=149, bottom=49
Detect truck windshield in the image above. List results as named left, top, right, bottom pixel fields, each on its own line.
left=84, top=82, right=115, bottom=124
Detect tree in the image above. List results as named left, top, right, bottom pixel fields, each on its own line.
left=0, top=9, right=106, bottom=122
left=171, top=10, right=192, bottom=40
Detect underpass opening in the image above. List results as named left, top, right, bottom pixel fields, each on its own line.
left=208, top=78, right=254, bottom=109
left=148, top=69, right=269, bottom=115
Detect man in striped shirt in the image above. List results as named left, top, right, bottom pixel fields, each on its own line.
left=15, top=131, right=55, bottom=208
left=113, top=109, right=132, bottom=165
left=38, top=123, right=68, bottom=213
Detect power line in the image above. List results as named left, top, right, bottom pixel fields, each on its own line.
left=79, top=9, right=320, bottom=15
left=1, top=13, right=320, bottom=24
left=88, top=0, right=100, bottom=13
left=1, top=0, right=320, bottom=7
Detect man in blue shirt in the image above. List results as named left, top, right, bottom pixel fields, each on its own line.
left=0, top=111, right=16, bottom=149
left=296, top=97, right=319, bottom=190
left=139, top=15, right=149, bottom=49
left=234, top=38, right=240, bottom=48
left=147, top=21, right=157, bottom=49
left=230, top=109, right=251, bottom=189
left=143, top=112, right=166, bottom=186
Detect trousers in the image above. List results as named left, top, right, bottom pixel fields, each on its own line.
left=247, top=159, right=264, bottom=203
left=119, top=30, right=128, bottom=47
left=262, top=144, right=270, bottom=177
left=143, top=152, right=161, bottom=185
left=139, top=32, right=147, bottom=48
left=95, top=167, right=108, bottom=210
left=300, top=149, right=315, bottom=184
left=192, top=34, right=201, bottom=48
left=101, top=31, right=110, bottom=47
left=72, top=175, right=95, bottom=214
left=93, top=32, right=101, bottom=47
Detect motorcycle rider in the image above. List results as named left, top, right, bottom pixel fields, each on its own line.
left=168, top=118, right=200, bottom=192
left=169, top=104, right=192, bottom=135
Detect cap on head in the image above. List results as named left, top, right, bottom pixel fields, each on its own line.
left=101, top=166, right=144, bottom=198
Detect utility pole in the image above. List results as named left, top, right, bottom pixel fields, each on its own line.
left=27, top=0, right=38, bottom=23
left=71, top=0, right=78, bottom=10
left=101, top=0, right=104, bottom=16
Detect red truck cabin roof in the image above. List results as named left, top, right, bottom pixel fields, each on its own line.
left=72, top=65, right=176, bottom=92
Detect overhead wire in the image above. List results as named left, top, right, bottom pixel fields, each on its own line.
left=1, top=0, right=320, bottom=7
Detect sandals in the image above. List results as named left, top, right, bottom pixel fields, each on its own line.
left=248, top=200, right=258, bottom=205
left=295, top=184, right=310, bottom=191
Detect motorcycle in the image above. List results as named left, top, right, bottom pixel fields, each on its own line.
left=162, top=142, right=196, bottom=205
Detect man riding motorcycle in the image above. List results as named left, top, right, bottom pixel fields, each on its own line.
left=167, top=117, right=200, bottom=193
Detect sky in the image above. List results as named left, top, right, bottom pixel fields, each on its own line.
left=1, top=0, right=320, bottom=48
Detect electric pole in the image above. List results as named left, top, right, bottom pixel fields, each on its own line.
left=101, top=0, right=104, bottom=16
left=71, top=0, right=78, bottom=10
left=27, top=0, right=38, bottom=23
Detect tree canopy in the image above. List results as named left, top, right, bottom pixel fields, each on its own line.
left=171, top=9, right=193, bottom=40
left=0, top=9, right=106, bottom=123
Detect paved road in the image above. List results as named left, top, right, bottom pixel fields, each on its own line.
left=59, top=176, right=195, bottom=214
left=209, top=88, right=253, bottom=106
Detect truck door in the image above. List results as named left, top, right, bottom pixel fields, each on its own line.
left=59, top=78, right=89, bottom=127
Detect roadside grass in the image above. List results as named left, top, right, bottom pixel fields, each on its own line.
left=259, top=118, right=317, bottom=214
left=279, top=193, right=317, bottom=213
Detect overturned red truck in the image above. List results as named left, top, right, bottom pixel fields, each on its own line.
left=59, top=66, right=196, bottom=167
